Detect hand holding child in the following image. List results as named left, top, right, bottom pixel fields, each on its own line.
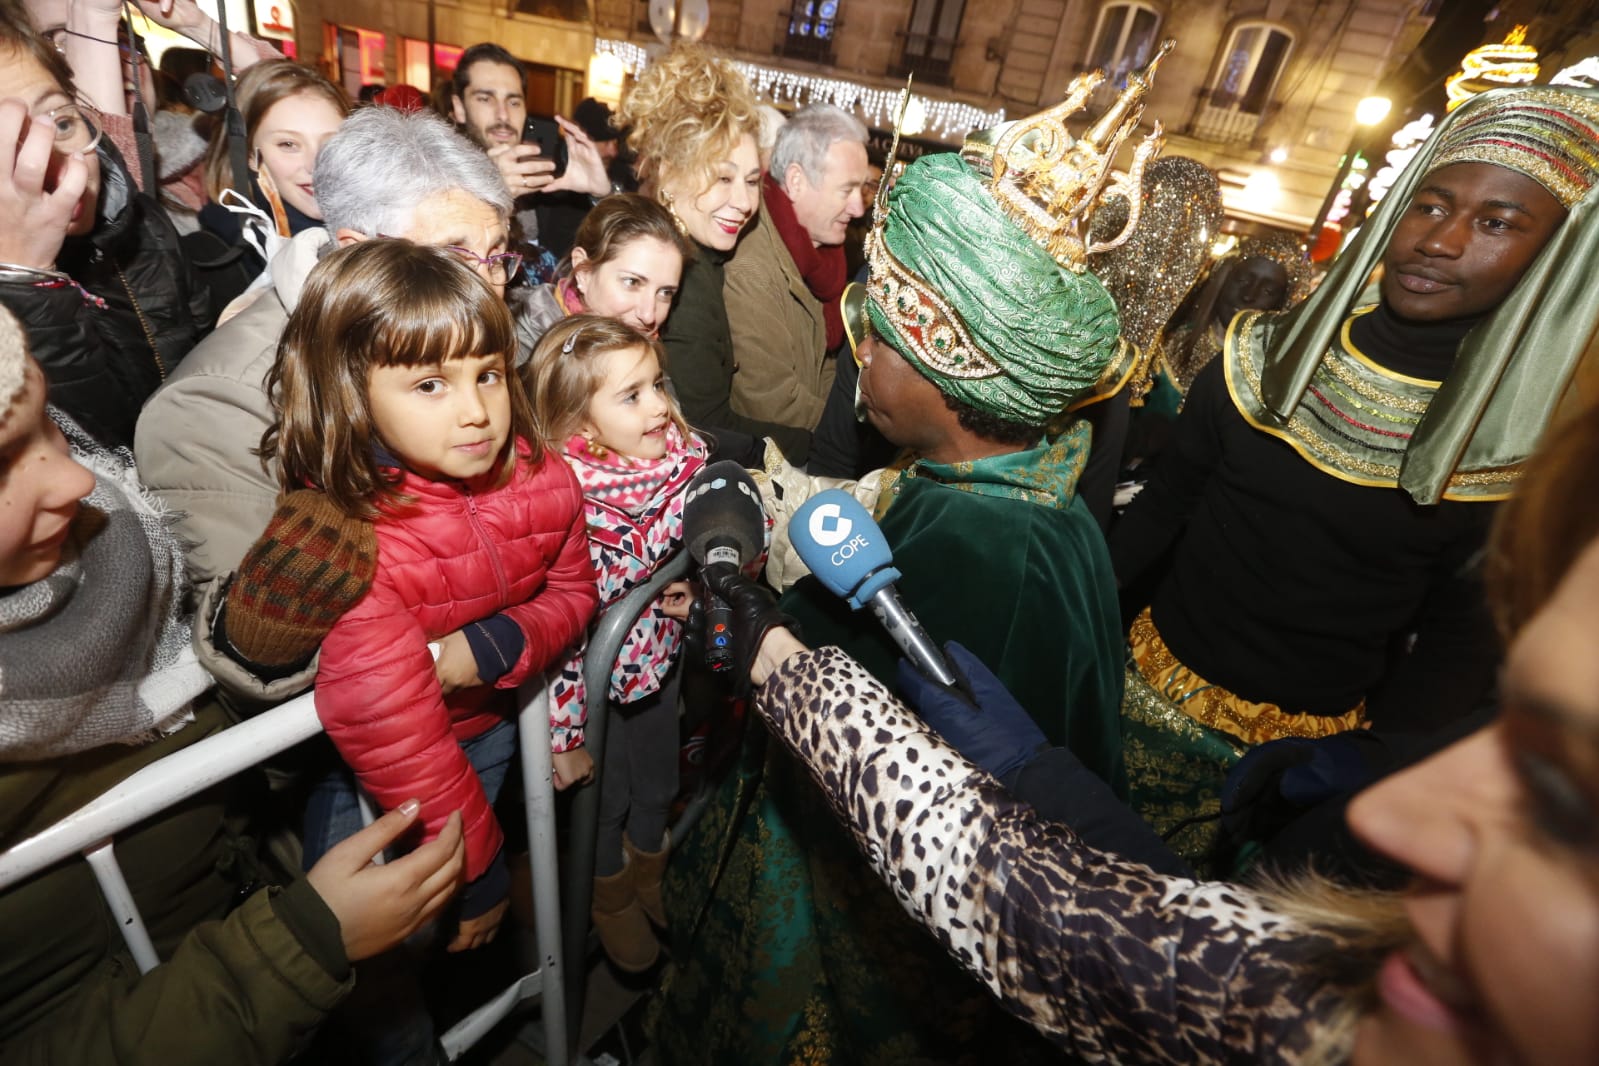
left=552, top=746, right=594, bottom=791
left=306, top=801, right=466, bottom=962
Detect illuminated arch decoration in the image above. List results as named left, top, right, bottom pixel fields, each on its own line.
left=1444, top=26, right=1540, bottom=111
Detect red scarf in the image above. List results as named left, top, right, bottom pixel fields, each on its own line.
left=762, top=174, right=846, bottom=350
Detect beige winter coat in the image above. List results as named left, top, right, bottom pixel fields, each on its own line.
left=724, top=206, right=836, bottom=430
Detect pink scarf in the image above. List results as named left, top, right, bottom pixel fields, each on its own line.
left=562, top=424, right=705, bottom=517
left=554, top=276, right=587, bottom=316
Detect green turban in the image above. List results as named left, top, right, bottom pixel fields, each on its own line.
left=865, top=153, right=1121, bottom=427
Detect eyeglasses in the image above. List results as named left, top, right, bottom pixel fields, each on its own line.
left=446, top=246, right=524, bottom=284
left=37, top=101, right=103, bottom=158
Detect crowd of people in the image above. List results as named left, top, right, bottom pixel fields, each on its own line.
left=2, top=2, right=1599, bottom=1064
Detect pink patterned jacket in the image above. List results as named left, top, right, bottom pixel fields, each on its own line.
left=549, top=428, right=707, bottom=721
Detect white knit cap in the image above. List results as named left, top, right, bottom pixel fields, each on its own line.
left=0, top=306, right=27, bottom=419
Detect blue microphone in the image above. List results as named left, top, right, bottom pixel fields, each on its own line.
left=789, top=490, right=956, bottom=687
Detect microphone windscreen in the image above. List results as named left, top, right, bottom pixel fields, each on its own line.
left=789, top=490, right=900, bottom=608
left=683, top=461, right=767, bottom=565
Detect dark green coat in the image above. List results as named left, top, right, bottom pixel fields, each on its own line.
left=785, top=437, right=1125, bottom=787
left=0, top=698, right=352, bottom=1065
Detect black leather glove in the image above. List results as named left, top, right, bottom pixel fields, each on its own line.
left=895, top=641, right=1046, bottom=781
left=1220, top=731, right=1385, bottom=848
left=699, top=562, right=796, bottom=695
left=681, top=591, right=707, bottom=665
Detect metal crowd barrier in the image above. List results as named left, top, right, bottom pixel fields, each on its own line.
left=0, top=550, right=700, bottom=1065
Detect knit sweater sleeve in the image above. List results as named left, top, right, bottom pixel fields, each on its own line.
left=754, top=647, right=1349, bottom=1063
left=0, top=882, right=350, bottom=1066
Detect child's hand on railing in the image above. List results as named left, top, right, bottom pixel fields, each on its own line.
left=659, top=579, right=695, bottom=621
left=306, top=801, right=465, bottom=962
left=432, top=630, right=484, bottom=694
left=551, top=746, right=595, bottom=791
left=448, top=896, right=510, bottom=953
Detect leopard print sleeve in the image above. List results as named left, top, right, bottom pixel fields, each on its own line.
left=757, top=646, right=1352, bottom=1064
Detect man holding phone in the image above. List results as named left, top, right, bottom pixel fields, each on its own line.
left=448, top=43, right=613, bottom=237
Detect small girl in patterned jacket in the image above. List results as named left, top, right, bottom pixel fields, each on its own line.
left=528, top=314, right=704, bottom=972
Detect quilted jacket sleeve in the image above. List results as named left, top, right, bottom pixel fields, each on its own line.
left=314, top=579, right=502, bottom=885
left=133, top=307, right=282, bottom=587
left=493, top=465, right=599, bottom=750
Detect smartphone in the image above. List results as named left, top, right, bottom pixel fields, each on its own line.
left=521, top=115, right=568, bottom=179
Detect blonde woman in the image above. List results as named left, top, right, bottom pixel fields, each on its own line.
left=618, top=45, right=809, bottom=466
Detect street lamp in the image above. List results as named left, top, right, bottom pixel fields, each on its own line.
left=1354, top=95, right=1392, bottom=126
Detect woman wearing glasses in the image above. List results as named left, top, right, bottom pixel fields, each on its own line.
left=0, top=7, right=211, bottom=448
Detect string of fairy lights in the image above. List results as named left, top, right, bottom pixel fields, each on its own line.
left=593, top=37, right=1005, bottom=140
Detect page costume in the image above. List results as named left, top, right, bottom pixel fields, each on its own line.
left=1110, top=86, right=1599, bottom=870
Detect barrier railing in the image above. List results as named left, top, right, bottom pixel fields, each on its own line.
left=0, top=551, right=698, bottom=1064
left=0, top=678, right=571, bottom=1063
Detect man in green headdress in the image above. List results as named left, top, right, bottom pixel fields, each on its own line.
left=1110, top=85, right=1599, bottom=873
left=655, top=65, right=1163, bottom=1064
left=778, top=149, right=1127, bottom=781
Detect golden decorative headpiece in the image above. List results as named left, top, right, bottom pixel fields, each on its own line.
left=854, top=49, right=1177, bottom=426
left=960, top=39, right=1173, bottom=273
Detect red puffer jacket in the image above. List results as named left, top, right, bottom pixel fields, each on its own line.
left=315, top=446, right=598, bottom=886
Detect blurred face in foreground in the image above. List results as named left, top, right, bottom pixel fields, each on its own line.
left=0, top=360, right=97, bottom=587
left=1347, top=536, right=1599, bottom=1065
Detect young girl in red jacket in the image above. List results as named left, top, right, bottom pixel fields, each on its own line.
left=528, top=314, right=706, bottom=973
left=264, top=239, right=599, bottom=1060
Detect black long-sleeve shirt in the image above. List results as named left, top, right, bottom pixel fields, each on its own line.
left=1109, top=309, right=1498, bottom=729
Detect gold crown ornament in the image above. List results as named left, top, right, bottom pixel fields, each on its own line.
left=960, top=38, right=1173, bottom=272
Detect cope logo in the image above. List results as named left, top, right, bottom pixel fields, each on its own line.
left=807, top=502, right=853, bottom=547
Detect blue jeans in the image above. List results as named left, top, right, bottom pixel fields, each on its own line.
left=301, top=717, right=518, bottom=868
left=302, top=718, right=518, bottom=1066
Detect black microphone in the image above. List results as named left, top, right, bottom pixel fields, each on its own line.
left=683, top=461, right=767, bottom=672
left=787, top=490, right=956, bottom=687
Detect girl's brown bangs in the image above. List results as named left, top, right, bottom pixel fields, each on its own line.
left=364, top=275, right=516, bottom=369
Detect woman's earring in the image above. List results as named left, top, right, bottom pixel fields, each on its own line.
left=659, top=190, right=689, bottom=237
left=583, top=434, right=609, bottom=460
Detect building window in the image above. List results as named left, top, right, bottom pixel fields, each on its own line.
left=1208, top=22, right=1293, bottom=115
left=401, top=38, right=461, bottom=94
left=783, top=0, right=840, bottom=63
left=1085, top=2, right=1162, bottom=86
left=515, top=0, right=587, bottom=18
left=897, top=0, right=966, bottom=86
left=327, top=23, right=386, bottom=99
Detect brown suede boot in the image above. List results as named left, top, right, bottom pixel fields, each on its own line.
left=623, top=830, right=670, bottom=929
left=591, top=858, right=659, bottom=973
